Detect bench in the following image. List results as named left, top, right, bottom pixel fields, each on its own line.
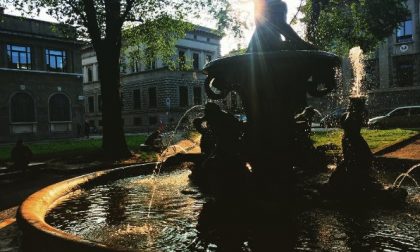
left=0, top=162, right=46, bottom=180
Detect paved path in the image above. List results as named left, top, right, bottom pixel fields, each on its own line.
left=381, top=137, right=420, bottom=161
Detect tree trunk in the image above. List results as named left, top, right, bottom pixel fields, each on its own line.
left=96, top=42, right=131, bottom=160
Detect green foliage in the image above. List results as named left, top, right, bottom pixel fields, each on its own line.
left=122, top=17, right=195, bottom=70
left=301, top=0, right=410, bottom=55
left=3, top=0, right=241, bottom=50
left=226, top=47, right=247, bottom=56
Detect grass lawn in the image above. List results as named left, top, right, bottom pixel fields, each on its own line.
left=1, top=129, right=418, bottom=161
left=311, top=128, right=420, bottom=153
left=0, top=135, right=148, bottom=161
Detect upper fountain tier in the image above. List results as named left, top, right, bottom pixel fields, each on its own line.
left=203, top=50, right=341, bottom=100
left=203, top=0, right=340, bottom=101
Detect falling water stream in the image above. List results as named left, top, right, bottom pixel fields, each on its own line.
left=393, top=164, right=420, bottom=188
left=146, top=105, right=204, bottom=218
left=349, top=46, right=366, bottom=97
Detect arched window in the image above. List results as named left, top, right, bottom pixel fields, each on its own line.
left=11, top=93, right=35, bottom=122
left=49, top=94, right=71, bottom=122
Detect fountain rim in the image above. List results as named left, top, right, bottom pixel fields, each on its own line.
left=17, top=162, right=158, bottom=252
left=202, top=50, right=341, bottom=74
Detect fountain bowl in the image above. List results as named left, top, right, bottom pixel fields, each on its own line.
left=17, top=163, right=157, bottom=252
left=202, top=50, right=341, bottom=99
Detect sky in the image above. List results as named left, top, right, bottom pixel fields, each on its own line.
left=3, top=0, right=303, bottom=55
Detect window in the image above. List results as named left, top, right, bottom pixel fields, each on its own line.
left=397, top=19, right=413, bottom=43
left=89, top=120, right=95, bottom=127
left=88, top=96, right=95, bottom=113
left=206, top=54, right=212, bottom=64
left=179, top=86, right=189, bottom=107
left=395, top=59, right=413, bottom=87
left=98, top=95, right=103, bottom=112
left=148, top=87, right=157, bottom=108
left=7, top=45, right=31, bottom=69
left=193, top=87, right=202, bottom=105
left=49, top=94, right=70, bottom=122
left=149, top=116, right=158, bottom=125
left=194, top=34, right=197, bottom=40
left=193, top=53, right=199, bottom=70
left=207, top=37, right=211, bottom=42
left=46, top=49, right=67, bottom=72
left=133, top=89, right=141, bottom=109
left=11, top=93, right=35, bottom=122
left=99, top=120, right=103, bottom=126
left=134, top=117, right=142, bottom=126
left=87, top=65, right=93, bottom=82
left=179, top=50, right=185, bottom=69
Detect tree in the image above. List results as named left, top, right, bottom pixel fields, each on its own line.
left=4, top=0, right=240, bottom=159
left=302, top=0, right=410, bottom=55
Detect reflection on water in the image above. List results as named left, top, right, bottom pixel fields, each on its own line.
left=46, top=169, right=420, bottom=251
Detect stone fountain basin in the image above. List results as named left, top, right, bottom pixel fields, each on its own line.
left=204, top=51, right=340, bottom=71
left=16, top=161, right=420, bottom=251
left=203, top=51, right=340, bottom=82
left=17, top=163, right=157, bottom=252
left=202, top=50, right=341, bottom=104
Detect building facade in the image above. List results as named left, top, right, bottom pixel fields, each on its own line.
left=367, top=0, right=420, bottom=115
left=82, top=26, right=222, bottom=132
left=0, top=10, right=83, bottom=142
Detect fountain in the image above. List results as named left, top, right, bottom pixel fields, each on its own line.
left=324, top=47, right=407, bottom=204
left=16, top=1, right=420, bottom=251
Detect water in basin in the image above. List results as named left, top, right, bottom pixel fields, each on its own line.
left=46, top=169, right=420, bottom=251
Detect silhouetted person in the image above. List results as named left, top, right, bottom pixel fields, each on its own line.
left=84, top=120, right=90, bottom=139
left=248, top=0, right=315, bottom=52
left=11, top=139, right=33, bottom=171
left=145, top=130, right=163, bottom=152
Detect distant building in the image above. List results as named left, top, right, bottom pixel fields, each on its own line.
left=367, top=0, right=420, bottom=115
left=82, top=25, right=222, bottom=132
left=0, top=9, right=83, bottom=142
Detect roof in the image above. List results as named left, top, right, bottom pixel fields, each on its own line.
left=0, top=13, right=79, bottom=43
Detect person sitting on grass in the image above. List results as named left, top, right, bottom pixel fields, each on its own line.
left=11, top=139, right=33, bottom=171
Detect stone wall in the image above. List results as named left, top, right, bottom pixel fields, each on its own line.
left=83, top=70, right=207, bottom=133
left=0, top=70, right=83, bottom=142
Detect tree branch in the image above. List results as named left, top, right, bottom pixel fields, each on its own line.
left=121, top=0, right=135, bottom=25
left=64, top=0, right=88, bottom=27
left=104, top=0, right=122, bottom=45
left=82, top=0, right=102, bottom=45
left=289, top=0, right=304, bottom=25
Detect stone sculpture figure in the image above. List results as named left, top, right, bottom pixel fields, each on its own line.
left=248, top=0, right=315, bottom=52
left=327, top=98, right=380, bottom=197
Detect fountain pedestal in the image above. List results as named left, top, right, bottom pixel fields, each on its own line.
left=203, top=51, right=340, bottom=197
